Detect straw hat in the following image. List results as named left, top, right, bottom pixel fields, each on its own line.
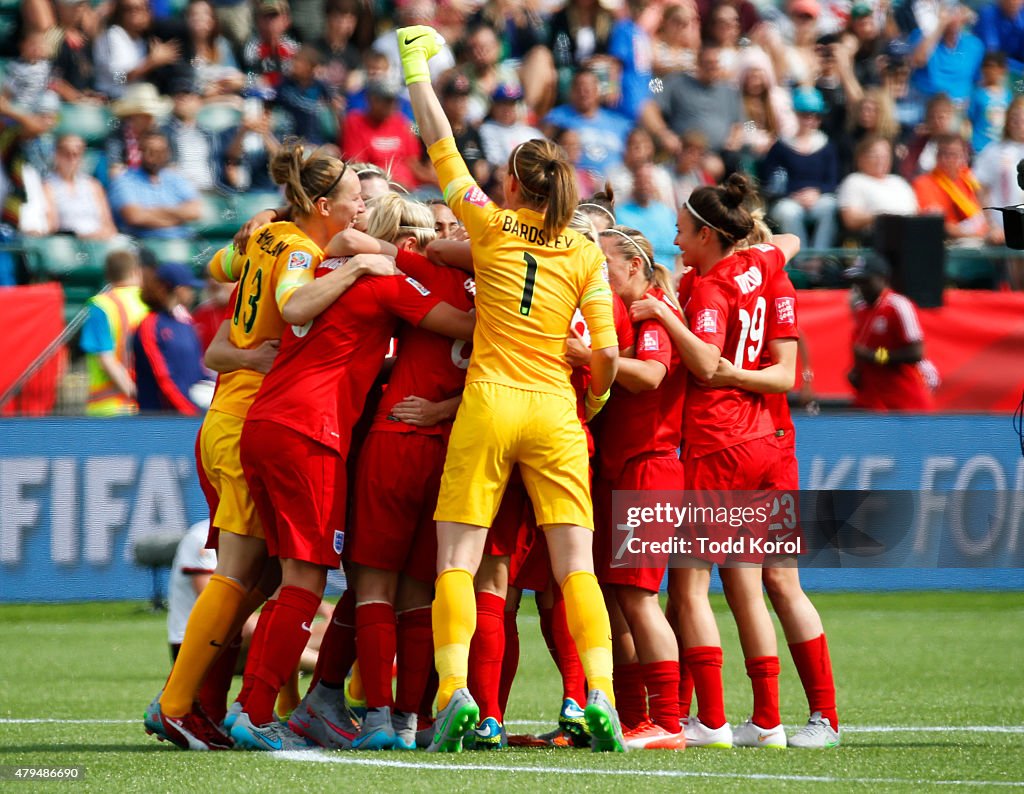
left=112, top=83, right=173, bottom=118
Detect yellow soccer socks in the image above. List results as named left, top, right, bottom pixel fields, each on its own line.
left=561, top=570, right=615, bottom=704
left=396, top=25, right=443, bottom=85
left=432, top=567, right=476, bottom=710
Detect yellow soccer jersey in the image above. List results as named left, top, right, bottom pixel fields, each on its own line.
left=207, top=221, right=321, bottom=418
left=428, top=137, right=616, bottom=400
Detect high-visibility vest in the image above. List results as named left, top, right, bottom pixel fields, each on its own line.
left=85, top=286, right=149, bottom=416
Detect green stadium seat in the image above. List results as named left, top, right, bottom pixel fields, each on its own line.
left=233, top=191, right=283, bottom=225
left=197, top=103, right=241, bottom=135
left=22, top=235, right=82, bottom=280
left=55, top=103, right=113, bottom=146
left=139, top=237, right=193, bottom=265
left=197, top=193, right=239, bottom=237
left=319, top=105, right=339, bottom=141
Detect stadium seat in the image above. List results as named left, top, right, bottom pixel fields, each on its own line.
left=197, top=103, right=242, bottom=135
left=55, top=104, right=113, bottom=146
left=196, top=193, right=239, bottom=237
left=233, top=191, right=283, bottom=225
left=140, top=237, right=193, bottom=265
left=319, top=105, right=340, bottom=141
left=22, top=235, right=82, bottom=280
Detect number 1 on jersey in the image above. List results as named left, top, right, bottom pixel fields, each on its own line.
left=520, top=252, right=538, bottom=316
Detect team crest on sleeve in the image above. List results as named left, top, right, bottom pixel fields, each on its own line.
left=775, top=296, right=795, bottom=325
left=463, top=186, right=490, bottom=207
left=640, top=329, right=660, bottom=352
left=333, top=530, right=345, bottom=554
left=694, top=308, right=719, bottom=335
left=288, top=251, right=313, bottom=270
left=405, top=276, right=431, bottom=296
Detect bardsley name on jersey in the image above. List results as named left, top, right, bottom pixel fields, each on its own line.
left=500, top=215, right=577, bottom=249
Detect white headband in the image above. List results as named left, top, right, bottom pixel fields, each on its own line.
left=511, top=143, right=524, bottom=184
left=578, top=203, right=616, bottom=226
left=603, top=228, right=653, bottom=273
left=685, top=199, right=733, bottom=241
left=399, top=225, right=436, bottom=233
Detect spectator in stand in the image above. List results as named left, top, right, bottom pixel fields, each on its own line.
left=913, top=134, right=989, bottom=245
left=211, top=0, right=252, bottom=53
left=134, top=261, right=204, bottom=415
left=815, top=32, right=864, bottom=143
left=762, top=86, right=840, bottom=250
left=107, top=82, right=168, bottom=179
left=479, top=82, right=544, bottom=168
left=845, top=2, right=884, bottom=88
left=696, top=0, right=761, bottom=38
left=544, top=68, right=633, bottom=174
left=182, top=0, right=244, bottom=99
left=80, top=249, right=149, bottom=416
left=93, top=0, right=181, bottom=99
left=837, top=135, right=918, bottom=241
left=242, top=0, right=299, bottom=90
left=840, top=87, right=900, bottom=176
left=907, top=2, right=983, bottom=105
left=605, top=126, right=674, bottom=206
left=345, top=51, right=414, bottom=119
left=163, top=77, right=216, bottom=193
left=43, top=134, right=121, bottom=240
left=641, top=45, right=743, bottom=165
left=975, top=96, right=1024, bottom=247
left=652, top=3, right=700, bottom=77
left=453, top=22, right=521, bottom=126
left=547, top=0, right=616, bottom=102
left=440, top=73, right=489, bottom=185
left=737, top=47, right=798, bottom=161
left=109, top=131, right=202, bottom=239
left=614, top=163, right=679, bottom=264
left=277, top=46, right=337, bottom=145
left=900, top=92, right=962, bottom=180
left=670, top=128, right=716, bottom=204
left=469, top=0, right=556, bottom=116
left=3, top=31, right=52, bottom=112
left=554, top=127, right=600, bottom=199
left=882, top=45, right=927, bottom=137
left=314, top=0, right=363, bottom=93
left=609, top=0, right=655, bottom=121
left=50, top=0, right=98, bottom=103
left=340, top=75, right=430, bottom=190
left=967, top=52, right=1012, bottom=156
left=975, top=0, right=1024, bottom=75
left=371, top=0, right=455, bottom=85
left=845, top=253, right=934, bottom=412
left=219, top=91, right=280, bottom=192
left=703, top=4, right=744, bottom=85
left=766, top=0, right=822, bottom=89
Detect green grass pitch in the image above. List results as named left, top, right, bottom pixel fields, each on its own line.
left=1, top=591, right=1022, bottom=793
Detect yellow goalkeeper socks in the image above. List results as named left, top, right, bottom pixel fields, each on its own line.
left=161, top=574, right=246, bottom=717
left=396, top=25, right=443, bottom=85
left=432, top=567, right=476, bottom=710
left=561, top=570, right=615, bottom=704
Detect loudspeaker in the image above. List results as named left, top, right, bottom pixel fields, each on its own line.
left=872, top=214, right=946, bottom=308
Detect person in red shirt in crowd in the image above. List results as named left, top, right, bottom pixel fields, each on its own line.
left=340, top=76, right=434, bottom=191
left=846, top=252, right=935, bottom=412
left=631, top=174, right=800, bottom=750
left=241, top=0, right=299, bottom=90
left=592, top=225, right=687, bottom=751
left=709, top=238, right=842, bottom=749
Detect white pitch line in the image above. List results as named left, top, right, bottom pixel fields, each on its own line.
left=273, top=750, right=1024, bottom=788
left=1, top=718, right=1022, bottom=734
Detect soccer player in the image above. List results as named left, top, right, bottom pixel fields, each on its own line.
left=594, top=226, right=687, bottom=751
left=231, top=229, right=475, bottom=751
left=148, top=143, right=386, bottom=751
left=396, top=25, right=625, bottom=753
left=711, top=259, right=841, bottom=749
left=631, top=175, right=800, bottom=749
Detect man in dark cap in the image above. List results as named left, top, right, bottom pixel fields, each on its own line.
left=846, top=253, right=935, bottom=411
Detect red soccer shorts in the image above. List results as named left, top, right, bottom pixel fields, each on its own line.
left=596, top=453, right=684, bottom=593
left=510, top=506, right=549, bottom=592
left=485, top=468, right=529, bottom=559
left=240, top=419, right=345, bottom=568
left=349, top=430, right=444, bottom=584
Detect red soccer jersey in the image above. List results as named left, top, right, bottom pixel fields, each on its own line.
left=372, top=250, right=476, bottom=435
left=597, top=287, right=686, bottom=480
left=340, top=111, right=422, bottom=188
left=851, top=288, right=933, bottom=411
left=760, top=270, right=799, bottom=441
left=570, top=292, right=634, bottom=456
left=246, top=266, right=441, bottom=456
left=684, top=243, right=785, bottom=458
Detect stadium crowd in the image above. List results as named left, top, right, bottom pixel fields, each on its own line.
left=1, top=0, right=1024, bottom=291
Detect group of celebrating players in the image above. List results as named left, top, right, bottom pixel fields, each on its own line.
left=143, top=25, right=840, bottom=756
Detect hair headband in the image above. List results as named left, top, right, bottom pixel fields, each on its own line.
left=578, top=203, right=616, bottom=225
left=312, top=161, right=347, bottom=201
left=603, top=228, right=653, bottom=273
left=684, top=198, right=734, bottom=242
